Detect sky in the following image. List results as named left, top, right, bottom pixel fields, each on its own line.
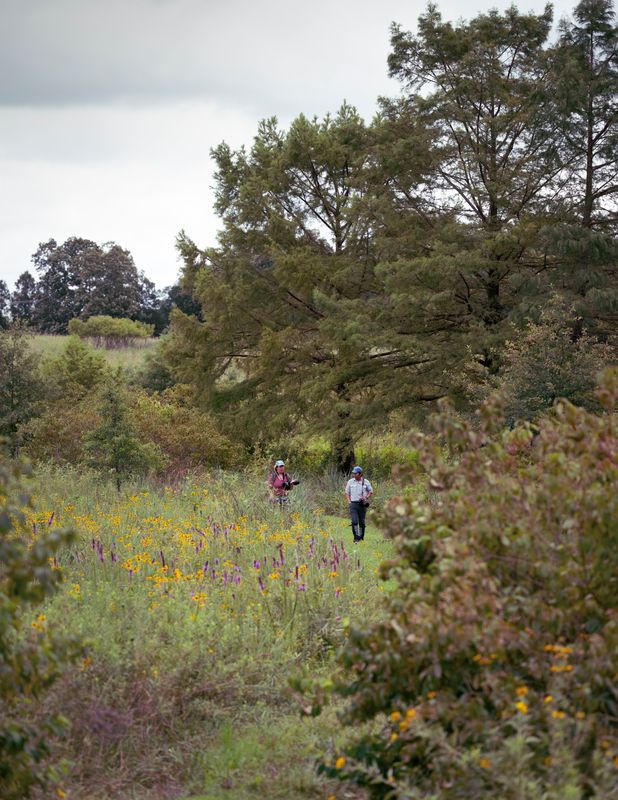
left=0, top=0, right=575, bottom=292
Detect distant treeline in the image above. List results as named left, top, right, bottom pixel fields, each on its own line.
left=0, top=237, right=201, bottom=336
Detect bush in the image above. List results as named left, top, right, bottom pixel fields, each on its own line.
left=319, top=369, right=618, bottom=799
left=40, top=336, right=107, bottom=401
left=0, top=453, right=80, bottom=799
left=131, top=387, right=237, bottom=473
left=0, top=327, right=43, bottom=455
left=69, top=316, right=154, bottom=348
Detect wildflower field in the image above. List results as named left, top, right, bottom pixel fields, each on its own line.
left=27, top=465, right=396, bottom=800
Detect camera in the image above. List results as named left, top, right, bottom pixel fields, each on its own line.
left=281, top=479, right=299, bottom=490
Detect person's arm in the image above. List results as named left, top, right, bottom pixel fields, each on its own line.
left=345, top=480, right=351, bottom=502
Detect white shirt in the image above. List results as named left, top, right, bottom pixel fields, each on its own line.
left=346, top=477, right=373, bottom=502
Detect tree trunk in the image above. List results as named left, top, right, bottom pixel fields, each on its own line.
left=332, top=432, right=355, bottom=475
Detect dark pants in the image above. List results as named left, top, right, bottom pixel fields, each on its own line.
left=349, top=501, right=367, bottom=541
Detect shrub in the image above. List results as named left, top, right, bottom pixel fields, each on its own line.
left=0, top=327, right=43, bottom=455
left=319, top=369, right=618, bottom=799
left=69, top=316, right=154, bottom=348
left=85, top=380, right=165, bottom=490
left=131, top=387, right=237, bottom=473
left=22, top=396, right=100, bottom=464
left=0, top=453, right=80, bottom=799
left=40, top=336, right=107, bottom=401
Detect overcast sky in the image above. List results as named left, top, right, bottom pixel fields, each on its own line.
left=1, top=0, right=575, bottom=291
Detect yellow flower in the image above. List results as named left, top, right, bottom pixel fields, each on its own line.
left=427, top=691, right=438, bottom=699
left=479, top=758, right=490, bottom=770
left=515, top=701, right=529, bottom=714
left=56, top=788, right=67, bottom=798
left=390, top=710, right=402, bottom=722
left=544, top=695, right=554, bottom=704
left=575, top=711, right=586, bottom=719
left=399, top=719, right=409, bottom=731
left=330, top=570, right=338, bottom=578
left=516, top=686, right=528, bottom=697
left=335, top=756, right=346, bottom=769
left=552, top=710, right=566, bottom=719
left=406, top=708, right=417, bottom=720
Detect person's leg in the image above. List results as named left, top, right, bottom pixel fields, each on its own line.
left=358, top=504, right=367, bottom=540
left=349, top=503, right=360, bottom=541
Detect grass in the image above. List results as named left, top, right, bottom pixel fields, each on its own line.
left=26, top=465, right=396, bottom=799
left=29, top=333, right=156, bottom=369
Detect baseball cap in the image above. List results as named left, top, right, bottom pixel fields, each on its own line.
left=352, top=466, right=363, bottom=474
left=275, top=459, right=285, bottom=467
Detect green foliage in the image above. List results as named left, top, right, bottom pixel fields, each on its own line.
left=41, top=336, right=107, bottom=401
left=69, top=315, right=154, bottom=347
left=321, top=369, right=618, bottom=798
left=85, top=379, right=164, bottom=490
left=0, top=280, right=10, bottom=328
left=554, top=0, right=618, bottom=227
left=0, top=327, right=43, bottom=455
left=467, top=298, right=616, bottom=422
left=0, top=453, right=80, bottom=799
left=131, top=387, right=237, bottom=472
left=32, top=237, right=157, bottom=334
left=167, top=105, right=436, bottom=471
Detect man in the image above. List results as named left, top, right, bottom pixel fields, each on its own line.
left=345, top=466, right=373, bottom=542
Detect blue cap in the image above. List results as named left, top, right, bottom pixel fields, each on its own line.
left=275, top=459, right=285, bottom=467
left=352, top=466, right=363, bottom=474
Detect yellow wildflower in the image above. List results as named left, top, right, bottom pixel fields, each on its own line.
left=406, top=708, right=417, bottom=720
left=479, top=758, right=490, bottom=769
left=515, top=701, right=529, bottom=714
left=390, top=710, right=402, bottom=722
left=516, top=686, right=528, bottom=697
left=335, top=756, right=346, bottom=769
left=552, top=710, right=566, bottom=719
left=544, top=695, right=554, bottom=704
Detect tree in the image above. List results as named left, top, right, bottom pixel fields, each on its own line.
left=31, top=238, right=159, bottom=333
left=168, top=106, right=420, bottom=471
left=0, top=453, right=80, bottom=800
left=76, top=242, right=154, bottom=320
left=85, top=379, right=163, bottom=490
left=555, top=0, right=618, bottom=229
left=317, top=369, right=618, bottom=799
left=495, top=299, right=615, bottom=421
left=10, top=272, right=37, bottom=326
left=41, top=336, right=107, bottom=401
left=32, top=238, right=94, bottom=333
left=0, top=280, right=10, bottom=329
left=0, top=328, right=42, bottom=455
left=383, top=4, right=566, bottom=380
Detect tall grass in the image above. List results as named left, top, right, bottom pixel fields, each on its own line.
left=29, top=334, right=155, bottom=369
left=28, top=465, right=397, bottom=799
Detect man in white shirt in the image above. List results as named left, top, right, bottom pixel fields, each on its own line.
left=345, top=466, right=373, bottom=542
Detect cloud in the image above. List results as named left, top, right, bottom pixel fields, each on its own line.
left=0, top=0, right=407, bottom=118
left=0, top=100, right=258, bottom=289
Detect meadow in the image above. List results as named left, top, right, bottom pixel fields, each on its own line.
left=29, top=334, right=155, bottom=370
left=27, top=464, right=401, bottom=799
